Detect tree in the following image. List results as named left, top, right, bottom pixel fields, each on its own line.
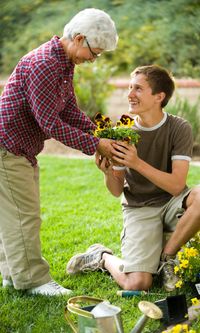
left=1, top=1, right=200, bottom=79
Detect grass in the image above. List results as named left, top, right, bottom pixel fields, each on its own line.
left=0, top=155, right=200, bottom=333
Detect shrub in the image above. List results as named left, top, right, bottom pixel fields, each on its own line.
left=166, top=97, right=200, bottom=144
left=74, top=61, right=116, bottom=120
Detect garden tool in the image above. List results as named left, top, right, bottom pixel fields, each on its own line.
left=130, top=301, right=163, bottom=333
left=65, top=295, right=124, bottom=333
left=65, top=296, right=163, bottom=333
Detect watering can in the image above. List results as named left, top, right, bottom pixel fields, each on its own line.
left=64, top=296, right=163, bottom=333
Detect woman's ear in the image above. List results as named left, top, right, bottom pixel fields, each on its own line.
left=73, top=34, right=85, bottom=46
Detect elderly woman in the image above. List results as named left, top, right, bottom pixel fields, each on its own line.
left=0, top=8, right=118, bottom=296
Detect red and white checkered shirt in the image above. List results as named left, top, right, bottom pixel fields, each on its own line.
left=0, top=36, right=99, bottom=166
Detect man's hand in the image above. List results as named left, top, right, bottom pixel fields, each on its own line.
left=112, top=141, right=139, bottom=169
left=96, top=138, right=115, bottom=159
left=95, top=152, right=125, bottom=197
left=112, top=141, right=189, bottom=197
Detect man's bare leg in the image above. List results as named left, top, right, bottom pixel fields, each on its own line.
left=163, top=186, right=200, bottom=255
left=102, top=253, right=152, bottom=290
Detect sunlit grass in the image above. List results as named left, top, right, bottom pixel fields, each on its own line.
left=0, top=156, right=199, bottom=333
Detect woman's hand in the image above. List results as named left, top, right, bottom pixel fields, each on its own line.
left=96, top=138, right=115, bottom=159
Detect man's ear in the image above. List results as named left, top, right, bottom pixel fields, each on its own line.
left=73, top=34, right=85, bottom=46
left=156, top=92, right=166, bottom=105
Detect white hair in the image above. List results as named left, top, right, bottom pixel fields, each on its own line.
left=63, top=8, right=118, bottom=51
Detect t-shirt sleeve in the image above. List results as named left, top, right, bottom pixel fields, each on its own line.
left=171, top=118, right=193, bottom=161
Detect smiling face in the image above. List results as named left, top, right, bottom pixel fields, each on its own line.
left=61, top=35, right=103, bottom=64
left=128, top=73, right=164, bottom=116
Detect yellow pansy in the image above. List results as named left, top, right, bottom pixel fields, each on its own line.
left=182, top=324, right=189, bottom=332
left=172, top=324, right=184, bottom=333
left=188, top=247, right=198, bottom=257
left=93, top=113, right=140, bottom=144
left=177, top=251, right=183, bottom=260
left=175, top=279, right=183, bottom=288
left=174, top=266, right=180, bottom=274
left=162, top=324, right=197, bottom=333
left=191, top=297, right=200, bottom=306
left=180, top=259, right=189, bottom=269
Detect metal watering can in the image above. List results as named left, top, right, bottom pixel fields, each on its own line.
left=64, top=296, right=163, bottom=333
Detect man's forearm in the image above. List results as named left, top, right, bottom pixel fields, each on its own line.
left=134, top=158, right=189, bottom=196
left=105, top=170, right=125, bottom=197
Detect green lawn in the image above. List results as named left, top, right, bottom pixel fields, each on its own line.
left=0, top=155, right=199, bottom=333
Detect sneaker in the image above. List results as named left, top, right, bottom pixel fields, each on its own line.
left=2, top=277, right=13, bottom=288
left=27, top=280, right=72, bottom=296
left=66, top=243, right=113, bottom=274
left=158, top=254, right=179, bottom=291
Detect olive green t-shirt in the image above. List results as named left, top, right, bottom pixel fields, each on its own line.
left=122, top=112, right=193, bottom=207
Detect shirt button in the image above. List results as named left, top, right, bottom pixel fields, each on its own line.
left=64, top=80, right=67, bottom=83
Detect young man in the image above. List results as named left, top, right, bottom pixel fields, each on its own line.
left=67, top=65, right=200, bottom=292
left=0, top=8, right=118, bottom=296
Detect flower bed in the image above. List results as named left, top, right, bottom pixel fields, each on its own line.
left=175, top=232, right=200, bottom=289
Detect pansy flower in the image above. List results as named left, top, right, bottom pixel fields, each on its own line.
left=93, top=113, right=140, bottom=145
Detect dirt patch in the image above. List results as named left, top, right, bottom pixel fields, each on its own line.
left=41, top=139, right=90, bottom=158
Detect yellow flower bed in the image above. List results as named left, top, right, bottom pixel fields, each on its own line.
left=162, top=323, right=197, bottom=333
left=175, top=232, right=200, bottom=288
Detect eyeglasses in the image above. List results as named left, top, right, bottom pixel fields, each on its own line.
left=85, top=37, right=101, bottom=59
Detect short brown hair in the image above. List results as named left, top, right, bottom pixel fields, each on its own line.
left=131, top=65, right=175, bottom=107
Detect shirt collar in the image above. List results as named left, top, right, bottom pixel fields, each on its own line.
left=134, top=112, right=167, bottom=131
left=51, top=35, right=74, bottom=75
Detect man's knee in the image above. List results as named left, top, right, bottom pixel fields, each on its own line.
left=187, top=186, right=200, bottom=214
left=122, top=272, right=152, bottom=291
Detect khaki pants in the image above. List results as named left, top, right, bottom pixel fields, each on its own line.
left=0, top=147, right=51, bottom=289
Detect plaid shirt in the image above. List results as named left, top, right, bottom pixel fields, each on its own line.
left=0, top=36, right=99, bottom=166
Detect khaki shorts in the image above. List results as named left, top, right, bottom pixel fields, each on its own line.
left=119, top=188, right=191, bottom=274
